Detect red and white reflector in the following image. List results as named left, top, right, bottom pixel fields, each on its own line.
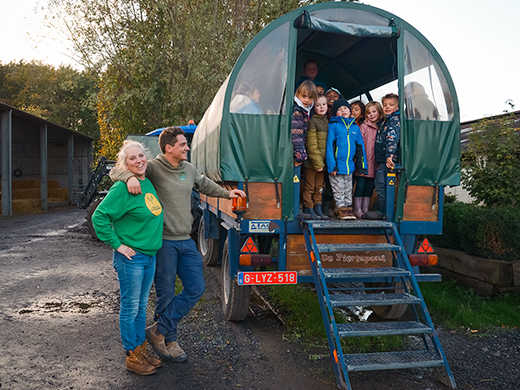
left=417, top=238, right=435, bottom=254
left=240, top=237, right=258, bottom=253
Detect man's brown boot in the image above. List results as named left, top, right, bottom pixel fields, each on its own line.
left=166, top=341, right=188, bottom=363
left=140, top=340, right=163, bottom=368
left=126, top=346, right=157, bottom=376
left=145, top=323, right=171, bottom=361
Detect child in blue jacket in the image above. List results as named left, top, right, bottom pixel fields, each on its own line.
left=326, top=99, right=367, bottom=220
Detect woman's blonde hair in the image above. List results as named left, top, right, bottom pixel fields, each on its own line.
left=115, top=140, right=148, bottom=171
left=364, top=101, right=384, bottom=123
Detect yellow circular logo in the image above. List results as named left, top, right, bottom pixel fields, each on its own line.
left=145, top=193, right=162, bottom=216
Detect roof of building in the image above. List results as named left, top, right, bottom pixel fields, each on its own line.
left=0, top=102, right=93, bottom=141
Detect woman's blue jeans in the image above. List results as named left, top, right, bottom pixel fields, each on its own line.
left=113, top=251, right=156, bottom=352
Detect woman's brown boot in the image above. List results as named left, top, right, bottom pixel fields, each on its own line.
left=126, top=345, right=157, bottom=375
left=140, top=340, right=163, bottom=368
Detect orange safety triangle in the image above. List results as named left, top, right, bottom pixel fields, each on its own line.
left=418, top=238, right=434, bottom=253
left=241, top=237, right=259, bottom=253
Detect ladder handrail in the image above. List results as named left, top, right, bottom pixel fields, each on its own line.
left=302, top=222, right=351, bottom=389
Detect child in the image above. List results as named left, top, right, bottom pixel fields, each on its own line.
left=325, top=87, right=341, bottom=121
left=350, top=100, right=366, bottom=126
left=326, top=99, right=367, bottom=220
left=364, top=93, right=400, bottom=220
left=292, top=80, right=318, bottom=166
left=302, top=95, right=329, bottom=219
left=295, top=59, right=327, bottom=92
left=353, top=101, right=384, bottom=219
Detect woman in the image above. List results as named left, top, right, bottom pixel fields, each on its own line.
left=229, top=80, right=262, bottom=114
left=92, top=141, right=164, bottom=375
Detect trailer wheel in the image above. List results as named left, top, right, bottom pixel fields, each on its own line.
left=86, top=197, right=103, bottom=240
left=198, top=218, right=219, bottom=266
left=367, top=281, right=409, bottom=319
left=221, top=239, right=251, bottom=321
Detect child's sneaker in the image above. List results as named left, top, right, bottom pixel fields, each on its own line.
left=338, top=207, right=349, bottom=220
left=345, top=206, right=356, bottom=220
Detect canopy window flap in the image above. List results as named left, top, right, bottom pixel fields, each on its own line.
left=294, top=10, right=399, bottom=38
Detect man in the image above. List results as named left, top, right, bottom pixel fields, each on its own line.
left=110, top=127, right=246, bottom=362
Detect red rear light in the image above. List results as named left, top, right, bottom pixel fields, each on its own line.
left=408, top=254, right=438, bottom=266
left=239, top=254, right=272, bottom=267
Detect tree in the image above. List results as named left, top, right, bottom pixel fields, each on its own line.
left=0, top=60, right=100, bottom=139
left=43, top=0, right=335, bottom=158
left=461, top=112, right=520, bottom=207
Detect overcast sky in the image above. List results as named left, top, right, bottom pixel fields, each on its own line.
left=2, top=0, right=519, bottom=122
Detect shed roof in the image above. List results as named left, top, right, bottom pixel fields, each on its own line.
left=0, top=102, right=93, bottom=141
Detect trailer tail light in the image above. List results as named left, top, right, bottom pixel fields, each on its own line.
left=408, top=254, right=438, bottom=266
left=239, top=254, right=272, bottom=267
left=232, top=197, right=247, bottom=214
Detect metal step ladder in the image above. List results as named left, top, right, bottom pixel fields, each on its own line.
left=301, top=220, right=456, bottom=390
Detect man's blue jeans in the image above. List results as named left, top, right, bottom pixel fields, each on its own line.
left=113, top=251, right=156, bottom=352
left=155, top=239, right=205, bottom=343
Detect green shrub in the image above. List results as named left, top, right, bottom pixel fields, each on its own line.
left=429, top=202, right=471, bottom=251
left=458, top=206, right=520, bottom=261
left=431, top=202, right=520, bottom=261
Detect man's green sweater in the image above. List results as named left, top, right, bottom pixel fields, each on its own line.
left=92, top=178, right=163, bottom=256
left=110, top=154, right=230, bottom=241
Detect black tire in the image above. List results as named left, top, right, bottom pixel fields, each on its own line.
left=86, top=197, right=103, bottom=240
left=221, top=239, right=251, bottom=321
left=198, top=217, right=220, bottom=266
left=367, top=281, right=409, bottom=319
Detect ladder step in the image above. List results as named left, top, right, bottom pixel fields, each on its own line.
left=329, top=293, right=421, bottom=307
left=344, top=351, right=444, bottom=372
left=415, top=273, right=442, bottom=282
left=337, top=321, right=432, bottom=337
left=316, top=243, right=401, bottom=253
left=304, top=220, right=394, bottom=229
left=322, top=267, right=410, bottom=279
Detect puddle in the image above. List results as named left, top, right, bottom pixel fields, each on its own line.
left=18, top=292, right=119, bottom=316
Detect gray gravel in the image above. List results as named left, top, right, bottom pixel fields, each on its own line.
left=0, top=208, right=519, bottom=390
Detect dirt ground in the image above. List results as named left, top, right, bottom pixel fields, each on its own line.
left=1, top=209, right=519, bottom=390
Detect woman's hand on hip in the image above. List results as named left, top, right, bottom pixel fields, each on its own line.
left=117, top=244, right=136, bottom=260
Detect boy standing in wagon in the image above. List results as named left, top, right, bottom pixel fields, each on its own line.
left=364, top=93, right=400, bottom=220
left=326, top=99, right=367, bottom=220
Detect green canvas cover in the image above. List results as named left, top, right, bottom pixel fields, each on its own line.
left=294, top=10, right=399, bottom=38
left=191, top=2, right=460, bottom=221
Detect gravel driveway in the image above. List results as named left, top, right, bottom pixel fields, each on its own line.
left=0, top=209, right=518, bottom=390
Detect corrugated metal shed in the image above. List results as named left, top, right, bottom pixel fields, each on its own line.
left=0, top=102, right=93, bottom=216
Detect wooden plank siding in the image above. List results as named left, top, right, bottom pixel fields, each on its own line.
left=402, top=185, right=439, bottom=222
left=287, top=234, right=393, bottom=273
left=200, top=182, right=282, bottom=220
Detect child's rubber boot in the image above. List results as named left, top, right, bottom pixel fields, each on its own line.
left=303, top=207, right=319, bottom=220
left=353, top=197, right=363, bottom=219
left=362, top=197, right=371, bottom=215
left=314, top=204, right=329, bottom=219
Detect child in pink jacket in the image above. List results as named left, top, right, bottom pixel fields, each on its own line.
left=353, top=101, right=384, bottom=219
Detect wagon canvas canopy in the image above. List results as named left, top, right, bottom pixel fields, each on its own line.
left=192, top=2, right=460, bottom=220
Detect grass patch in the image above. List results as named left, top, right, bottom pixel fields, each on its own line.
left=265, top=284, right=402, bottom=352
left=420, top=279, right=520, bottom=329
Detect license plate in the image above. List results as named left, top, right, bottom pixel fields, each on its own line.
left=237, top=271, right=297, bottom=285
